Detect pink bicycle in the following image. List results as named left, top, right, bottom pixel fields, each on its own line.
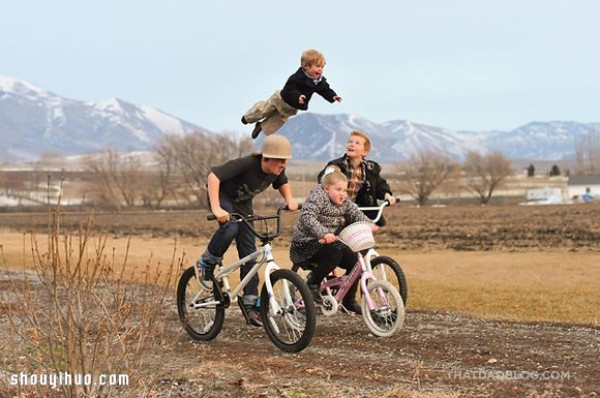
left=293, top=220, right=405, bottom=337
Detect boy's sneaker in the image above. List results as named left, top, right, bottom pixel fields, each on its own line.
left=195, top=258, right=214, bottom=281
left=251, top=122, right=262, bottom=139
left=237, top=297, right=263, bottom=327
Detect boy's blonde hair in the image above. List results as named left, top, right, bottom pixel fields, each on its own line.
left=350, top=130, right=371, bottom=154
left=301, top=49, right=326, bottom=68
left=322, top=169, right=347, bottom=187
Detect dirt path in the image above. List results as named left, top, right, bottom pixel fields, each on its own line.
left=157, top=300, right=599, bottom=397
left=2, top=266, right=598, bottom=397
left=1, top=203, right=599, bottom=396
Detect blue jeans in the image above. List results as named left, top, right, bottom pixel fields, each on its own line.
left=205, top=198, right=258, bottom=297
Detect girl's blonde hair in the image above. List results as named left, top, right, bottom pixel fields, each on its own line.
left=322, top=169, right=347, bottom=187
left=301, top=49, right=326, bottom=68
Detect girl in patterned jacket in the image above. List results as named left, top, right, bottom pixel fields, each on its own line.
left=290, top=169, right=379, bottom=314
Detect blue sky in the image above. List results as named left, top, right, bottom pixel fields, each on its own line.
left=2, top=0, right=598, bottom=133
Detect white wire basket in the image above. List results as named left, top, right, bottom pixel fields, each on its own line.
left=338, top=221, right=375, bottom=252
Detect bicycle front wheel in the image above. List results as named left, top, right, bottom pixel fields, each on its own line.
left=260, top=269, right=316, bottom=353
left=176, top=266, right=224, bottom=341
left=370, top=255, right=408, bottom=305
left=362, top=280, right=405, bottom=337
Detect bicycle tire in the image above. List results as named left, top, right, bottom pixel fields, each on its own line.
left=176, top=266, right=225, bottom=341
left=370, top=256, right=408, bottom=305
left=260, top=269, right=316, bottom=353
left=361, top=280, right=405, bottom=337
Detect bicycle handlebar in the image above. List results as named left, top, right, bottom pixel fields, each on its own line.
left=206, top=205, right=298, bottom=242
left=357, top=196, right=401, bottom=223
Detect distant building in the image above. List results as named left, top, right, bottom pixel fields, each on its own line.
left=523, top=187, right=569, bottom=205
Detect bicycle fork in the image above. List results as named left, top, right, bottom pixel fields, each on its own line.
left=261, top=245, right=305, bottom=333
left=261, top=244, right=283, bottom=315
left=359, top=257, right=390, bottom=312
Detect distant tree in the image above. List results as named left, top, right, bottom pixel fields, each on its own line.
left=574, top=130, right=600, bottom=174
left=153, top=135, right=182, bottom=207
left=86, top=151, right=147, bottom=208
left=527, top=163, right=535, bottom=177
left=462, top=151, right=512, bottom=204
left=155, top=131, right=253, bottom=206
left=549, top=164, right=561, bottom=177
left=397, top=151, right=452, bottom=206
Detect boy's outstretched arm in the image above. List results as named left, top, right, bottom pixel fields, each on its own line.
left=278, top=183, right=298, bottom=211
left=207, top=172, right=229, bottom=222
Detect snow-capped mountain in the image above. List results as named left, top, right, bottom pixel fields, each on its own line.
left=1, top=75, right=597, bottom=163
left=481, top=121, right=600, bottom=160
left=382, top=120, right=486, bottom=160
left=0, top=75, right=207, bottom=162
left=279, top=114, right=598, bottom=162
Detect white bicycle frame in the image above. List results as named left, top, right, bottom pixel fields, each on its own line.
left=191, top=243, right=286, bottom=317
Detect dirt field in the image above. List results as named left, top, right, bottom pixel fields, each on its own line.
left=1, top=202, right=599, bottom=397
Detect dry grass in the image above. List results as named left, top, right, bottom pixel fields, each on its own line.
left=3, top=230, right=598, bottom=326
left=400, top=250, right=600, bottom=325
left=1, top=210, right=598, bottom=397
left=0, top=223, right=179, bottom=397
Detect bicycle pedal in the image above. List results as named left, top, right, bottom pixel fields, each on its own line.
left=340, top=304, right=359, bottom=316
left=213, top=281, right=230, bottom=307
left=237, top=297, right=262, bottom=327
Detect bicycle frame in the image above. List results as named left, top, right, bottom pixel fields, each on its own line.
left=318, top=198, right=402, bottom=311
left=191, top=209, right=291, bottom=315
left=320, top=252, right=387, bottom=313
left=356, top=198, right=401, bottom=282
left=220, top=244, right=285, bottom=316
left=177, top=205, right=317, bottom=352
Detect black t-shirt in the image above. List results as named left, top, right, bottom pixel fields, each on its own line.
left=211, top=154, right=288, bottom=214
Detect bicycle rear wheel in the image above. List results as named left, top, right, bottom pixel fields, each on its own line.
left=370, top=256, right=408, bottom=305
left=260, top=269, right=316, bottom=353
left=362, top=280, right=405, bottom=337
left=176, top=266, right=224, bottom=341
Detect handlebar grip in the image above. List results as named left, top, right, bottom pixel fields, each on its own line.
left=385, top=196, right=402, bottom=206
left=279, top=203, right=302, bottom=212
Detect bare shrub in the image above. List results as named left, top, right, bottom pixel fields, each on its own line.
left=0, top=201, right=181, bottom=397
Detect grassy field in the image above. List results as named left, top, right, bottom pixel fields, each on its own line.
left=1, top=204, right=599, bottom=397
left=400, top=250, right=599, bottom=325
left=2, top=231, right=598, bottom=326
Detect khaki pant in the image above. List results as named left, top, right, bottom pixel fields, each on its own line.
left=243, top=90, right=298, bottom=135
